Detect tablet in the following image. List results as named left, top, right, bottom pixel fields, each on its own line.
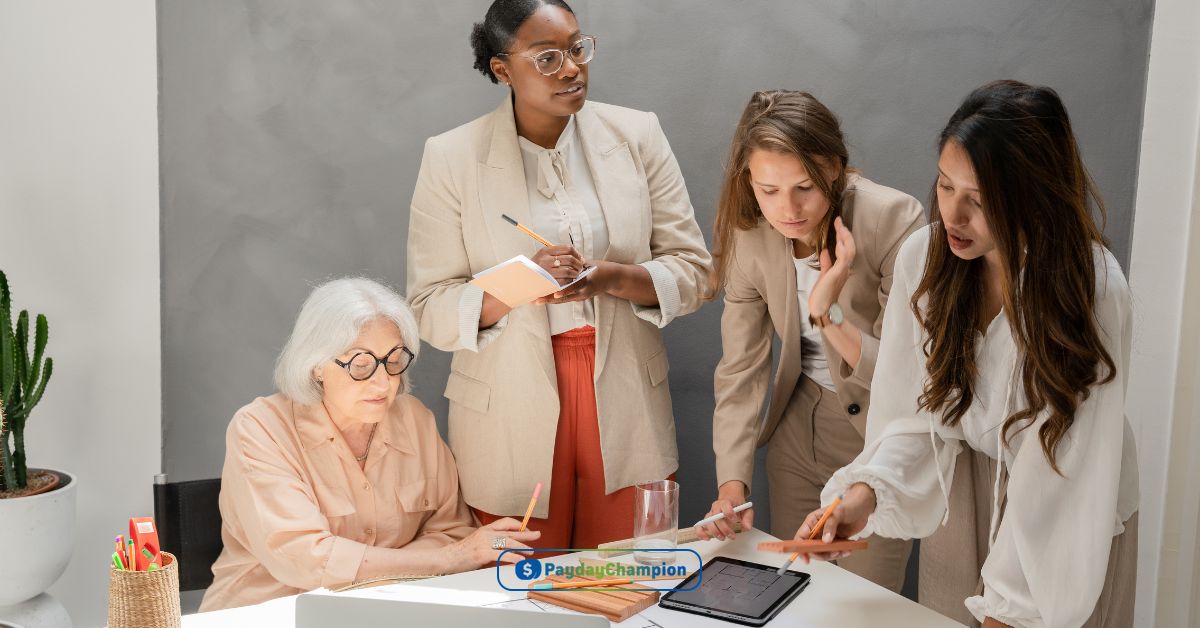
left=658, top=556, right=810, bottom=626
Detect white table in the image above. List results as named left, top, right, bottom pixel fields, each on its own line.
left=182, top=528, right=964, bottom=627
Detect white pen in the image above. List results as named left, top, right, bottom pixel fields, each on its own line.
left=693, top=501, right=753, bottom=529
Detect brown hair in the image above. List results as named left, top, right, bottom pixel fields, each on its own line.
left=707, top=90, right=850, bottom=299
left=913, top=80, right=1115, bottom=473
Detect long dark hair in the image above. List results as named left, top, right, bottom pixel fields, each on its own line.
left=913, top=80, right=1115, bottom=473
left=708, top=90, right=850, bottom=299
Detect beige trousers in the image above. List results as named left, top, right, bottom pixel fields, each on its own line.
left=919, top=447, right=1138, bottom=626
left=766, top=375, right=913, bottom=593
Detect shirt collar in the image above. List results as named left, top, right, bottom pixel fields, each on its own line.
left=294, top=396, right=416, bottom=456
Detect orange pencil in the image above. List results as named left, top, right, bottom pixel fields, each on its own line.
left=519, top=482, right=543, bottom=532
left=532, top=577, right=634, bottom=590
left=778, top=495, right=843, bottom=575
left=501, top=214, right=554, bottom=248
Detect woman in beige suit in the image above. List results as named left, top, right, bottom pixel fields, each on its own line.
left=406, top=0, right=710, bottom=549
left=696, top=91, right=923, bottom=593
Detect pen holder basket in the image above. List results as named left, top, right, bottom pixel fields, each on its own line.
left=107, top=551, right=181, bottom=628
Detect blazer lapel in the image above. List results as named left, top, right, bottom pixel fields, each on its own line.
left=775, top=232, right=804, bottom=402
left=576, top=103, right=644, bottom=378
left=477, top=96, right=555, bottom=390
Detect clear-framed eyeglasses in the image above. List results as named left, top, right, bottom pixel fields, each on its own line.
left=496, top=36, right=596, bottom=76
left=333, top=346, right=415, bottom=381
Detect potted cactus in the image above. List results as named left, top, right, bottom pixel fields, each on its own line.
left=0, top=270, right=76, bottom=608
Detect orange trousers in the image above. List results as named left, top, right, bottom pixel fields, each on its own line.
left=475, top=326, right=668, bottom=549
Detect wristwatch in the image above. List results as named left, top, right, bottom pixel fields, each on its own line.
left=810, top=303, right=845, bottom=329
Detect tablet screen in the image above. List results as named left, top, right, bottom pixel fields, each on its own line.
left=659, top=556, right=809, bottom=624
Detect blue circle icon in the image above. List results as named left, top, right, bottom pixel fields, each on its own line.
left=515, top=558, right=542, bottom=581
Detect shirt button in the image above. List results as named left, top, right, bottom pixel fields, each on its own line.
left=362, top=482, right=370, bottom=490
left=365, top=528, right=374, bottom=536
left=847, top=403, right=861, bottom=415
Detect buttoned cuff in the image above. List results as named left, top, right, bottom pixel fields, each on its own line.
left=631, top=260, right=681, bottom=328
left=459, top=285, right=508, bottom=352
left=320, top=536, right=369, bottom=588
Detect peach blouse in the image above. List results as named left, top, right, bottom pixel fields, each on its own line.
left=199, top=393, right=474, bottom=611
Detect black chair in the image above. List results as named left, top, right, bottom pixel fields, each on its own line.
left=153, top=476, right=224, bottom=591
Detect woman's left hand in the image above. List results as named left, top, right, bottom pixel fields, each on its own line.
left=535, top=260, right=612, bottom=305
left=808, top=216, right=856, bottom=319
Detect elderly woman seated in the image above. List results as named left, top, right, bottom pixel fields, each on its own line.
left=200, top=278, right=539, bottom=611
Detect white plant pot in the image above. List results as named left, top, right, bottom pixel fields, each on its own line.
left=0, top=470, right=77, bottom=606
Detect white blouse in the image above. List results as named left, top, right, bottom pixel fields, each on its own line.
left=518, top=116, right=609, bottom=336
left=824, top=225, right=1139, bottom=628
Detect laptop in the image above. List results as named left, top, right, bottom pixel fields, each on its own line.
left=295, top=591, right=608, bottom=628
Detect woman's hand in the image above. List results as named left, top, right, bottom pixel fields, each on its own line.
left=443, top=518, right=541, bottom=573
left=535, top=260, right=612, bottom=305
left=793, top=482, right=876, bottom=564
left=695, top=480, right=754, bottom=541
left=531, top=245, right=586, bottom=286
left=807, top=216, right=856, bottom=319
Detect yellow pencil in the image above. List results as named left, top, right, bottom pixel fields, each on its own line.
left=519, top=482, right=543, bottom=532
left=778, top=495, right=843, bottom=575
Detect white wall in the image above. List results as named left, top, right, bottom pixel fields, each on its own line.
left=0, top=1, right=161, bottom=626
left=1128, top=0, right=1200, bottom=625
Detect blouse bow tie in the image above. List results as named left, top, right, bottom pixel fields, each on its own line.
left=536, top=149, right=567, bottom=199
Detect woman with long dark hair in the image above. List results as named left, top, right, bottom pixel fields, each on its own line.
left=797, top=80, right=1139, bottom=627
left=696, top=90, right=923, bottom=593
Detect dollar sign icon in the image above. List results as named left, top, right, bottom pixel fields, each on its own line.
left=515, top=558, right=542, bottom=581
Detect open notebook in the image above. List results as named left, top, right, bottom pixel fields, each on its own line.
left=469, top=255, right=597, bottom=308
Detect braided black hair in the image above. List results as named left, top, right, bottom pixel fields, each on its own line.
left=470, top=0, right=574, bottom=84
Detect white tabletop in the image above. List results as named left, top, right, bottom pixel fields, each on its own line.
left=182, top=528, right=964, bottom=627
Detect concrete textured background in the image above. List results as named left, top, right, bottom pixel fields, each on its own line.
left=158, top=0, right=1152, bottom=538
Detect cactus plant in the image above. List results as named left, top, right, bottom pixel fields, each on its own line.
left=0, top=270, right=53, bottom=493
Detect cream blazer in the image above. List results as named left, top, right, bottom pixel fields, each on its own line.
left=712, top=174, right=925, bottom=489
left=407, top=97, right=711, bottom=517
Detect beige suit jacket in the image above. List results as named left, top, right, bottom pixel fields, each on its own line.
left=712, top=174, right=925, bottom=490
left=407, top=97, right=711, bottom=517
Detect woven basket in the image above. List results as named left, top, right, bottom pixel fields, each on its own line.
left=107, top=551, right=181, bottom=628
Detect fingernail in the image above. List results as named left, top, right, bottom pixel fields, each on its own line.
left=824, top=532, right=832, bottom=542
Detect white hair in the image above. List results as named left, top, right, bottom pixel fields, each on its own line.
left=274, top=277, right=421, bottom=405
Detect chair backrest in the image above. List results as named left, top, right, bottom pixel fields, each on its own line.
left=153, top=477, right=223, bottom=591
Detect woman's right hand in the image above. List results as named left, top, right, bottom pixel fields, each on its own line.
left=793, top=482, right=876, bottom=563
left=695, top=481, right=754, bottom=541
left=531, top=245, right=585, bottom=286
left=445, top=517, right=541, bottom=572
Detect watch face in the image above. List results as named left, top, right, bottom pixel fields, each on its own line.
left=829, top=303, right=845, bottom=325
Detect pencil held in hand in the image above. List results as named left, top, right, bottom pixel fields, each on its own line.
left=520, top=482, right=543, bottom=532
left=502, top=214, right=554, bottom=248
left=778, top=495, right=843, bottom=575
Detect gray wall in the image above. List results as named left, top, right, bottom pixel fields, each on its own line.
left=159, top=0, right=1152, bottom=532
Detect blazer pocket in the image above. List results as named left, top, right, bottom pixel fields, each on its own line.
left=443, top=370, right=491, bottom=414
left=643, top=350, right=670, bottom=388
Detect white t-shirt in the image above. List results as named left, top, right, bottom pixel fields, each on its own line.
left=793, top=255, right=835, bottom=391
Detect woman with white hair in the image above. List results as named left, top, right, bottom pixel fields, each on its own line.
left=200, top=278, right=539, bottom=611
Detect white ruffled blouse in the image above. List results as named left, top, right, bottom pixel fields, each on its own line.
left=824, top=225, right=1139, bottom=628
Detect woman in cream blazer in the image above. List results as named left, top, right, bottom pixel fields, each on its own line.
left=697, top=91, right=923, bottom=593
left=406, top=0, right=709, bottom=548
